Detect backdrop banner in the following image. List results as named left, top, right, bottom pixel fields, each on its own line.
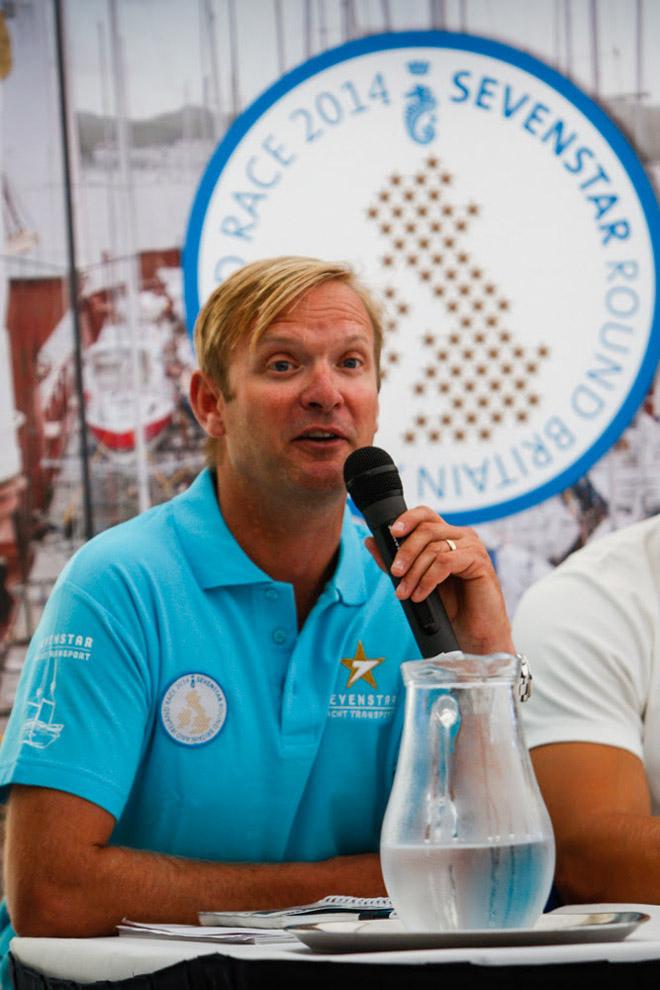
left=185, top=31, right=659, bottom=525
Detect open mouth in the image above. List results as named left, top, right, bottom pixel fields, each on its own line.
left=294, top=430, right=346, bottom=444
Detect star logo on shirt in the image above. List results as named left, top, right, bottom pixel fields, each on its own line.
left=341, top=642, right=385, bottom=689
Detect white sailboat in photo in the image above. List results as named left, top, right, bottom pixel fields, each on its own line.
left=84, top=316, right=175, bottom=454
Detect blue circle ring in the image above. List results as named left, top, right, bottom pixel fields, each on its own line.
left=183, top=30, right=660, bottom=525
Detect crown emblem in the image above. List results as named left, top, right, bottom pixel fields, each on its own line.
left=407, top=60, right=430, bottom=76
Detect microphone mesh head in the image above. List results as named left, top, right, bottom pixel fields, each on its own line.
left=343, top=446, right=402, bottom=511
left=344, top=445, right=393, bottom=479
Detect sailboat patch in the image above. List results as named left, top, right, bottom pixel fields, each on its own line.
left=20, top=631, right=94, bottom=750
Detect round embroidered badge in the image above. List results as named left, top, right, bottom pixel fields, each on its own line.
left=160, top=673, right=227, bottom=746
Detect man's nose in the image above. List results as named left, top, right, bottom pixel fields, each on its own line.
left=301, top=364, right=343, bottom=410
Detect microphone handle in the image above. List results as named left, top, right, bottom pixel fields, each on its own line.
left=363, top=495, right=460, bottom=658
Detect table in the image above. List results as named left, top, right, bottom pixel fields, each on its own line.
left=11, top=904, right=660, bottom=990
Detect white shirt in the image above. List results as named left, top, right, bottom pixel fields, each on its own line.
left=513, top=515, right=660, bottom=813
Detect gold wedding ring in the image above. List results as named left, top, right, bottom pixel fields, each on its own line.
left=445, top=538, right=457, bottom=552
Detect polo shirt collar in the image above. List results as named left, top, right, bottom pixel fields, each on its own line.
left=329, top=507, right=369, bottom=606
left=171, top=469, right=369, bottom=605
left=171, top=469, right=270, bottom=589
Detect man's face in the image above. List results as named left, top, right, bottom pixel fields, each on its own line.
left=216, top=280, right=379, bottom=506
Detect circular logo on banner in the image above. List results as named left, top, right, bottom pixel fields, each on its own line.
left=184, top=31, right=659, bottom=523
left=160, top=673, right=227, bottom=746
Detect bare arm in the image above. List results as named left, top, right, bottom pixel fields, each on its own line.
left=5, top=785, right=385, bottom=937
left=531, top=741, right=660, bottom=903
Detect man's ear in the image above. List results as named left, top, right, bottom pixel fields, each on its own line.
left=189, top=371, right=226, bottom=438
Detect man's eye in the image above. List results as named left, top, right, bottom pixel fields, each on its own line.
left=342, top=356, right=363, bottom=369
left=269, top=359, right=293, bottom=372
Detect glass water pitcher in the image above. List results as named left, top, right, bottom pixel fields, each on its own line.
left=381, top=653, right=555, bottom=931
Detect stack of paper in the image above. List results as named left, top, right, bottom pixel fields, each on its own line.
left=117, top=920, right=295, bottom=944
left=199, top=895, right=393, bottom=929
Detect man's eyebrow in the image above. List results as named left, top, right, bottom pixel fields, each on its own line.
left=254, top=334, right=297, bottom=349
left=256, top=332, right=372, bottom=349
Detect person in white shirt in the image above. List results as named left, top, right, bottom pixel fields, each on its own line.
left=513, top=514, right=660, bottom=903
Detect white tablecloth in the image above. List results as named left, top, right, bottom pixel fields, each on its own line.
left=11, top=904, right=660, bottom=984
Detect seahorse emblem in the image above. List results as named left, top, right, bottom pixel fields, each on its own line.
left=405, top=84, right=438, bottom=145
left=404, top=62, right=437, bottom=145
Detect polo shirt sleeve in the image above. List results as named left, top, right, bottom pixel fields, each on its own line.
left=0, top=571, right=152, bottom=820
left=513, top=562, right=650, bottom=761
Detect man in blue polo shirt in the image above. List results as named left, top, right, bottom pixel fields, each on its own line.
left=0, top=257, right=514, bottom=954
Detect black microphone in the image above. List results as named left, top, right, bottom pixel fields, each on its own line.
left=344, top=446, right=460, bottom=658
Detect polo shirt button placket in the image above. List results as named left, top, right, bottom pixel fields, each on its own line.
left=272, top=628, right=287, bottom=646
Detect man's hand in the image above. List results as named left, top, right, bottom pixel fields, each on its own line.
left=365, top=506, right=514, bottom=655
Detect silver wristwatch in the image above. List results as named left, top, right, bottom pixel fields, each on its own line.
left=516, top=653, right=533, bottom=703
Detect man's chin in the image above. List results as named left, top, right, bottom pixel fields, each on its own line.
left=289, top=464, right=347, bottom=501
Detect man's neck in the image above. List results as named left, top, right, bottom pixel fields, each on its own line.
left=213, top=471, right=345, bottom=627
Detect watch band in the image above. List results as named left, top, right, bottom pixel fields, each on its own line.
left=516, top=653, right=533, bottom=703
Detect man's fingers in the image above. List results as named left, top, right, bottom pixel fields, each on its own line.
left=392, top=527, right=474, bottom=578
left=369, top=511, right=493, bottom=602
left=367, top=507, right=512, bottom=654
left=411, top=555, right=458, bottom=602
left=395, top=545, right=471, bottom=602
left=394, top=542, right=445, bottom=597
left=390, top=506, right=462, bottom=538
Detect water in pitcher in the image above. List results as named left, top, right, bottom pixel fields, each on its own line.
left=381, top=837, right=554, bottom=931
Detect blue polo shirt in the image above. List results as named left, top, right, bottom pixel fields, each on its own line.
left=0, top=470, right=418, bottom=967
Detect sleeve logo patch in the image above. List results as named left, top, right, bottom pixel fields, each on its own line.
left=160, top=673, right=227, bottom=746
left=36, top=632, right=94, bottom=662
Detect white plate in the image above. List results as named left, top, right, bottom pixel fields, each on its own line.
left=287, top=912, right=649, bottom=953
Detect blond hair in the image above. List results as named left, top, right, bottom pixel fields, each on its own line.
left=194, top=256, right=383, bottom=399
